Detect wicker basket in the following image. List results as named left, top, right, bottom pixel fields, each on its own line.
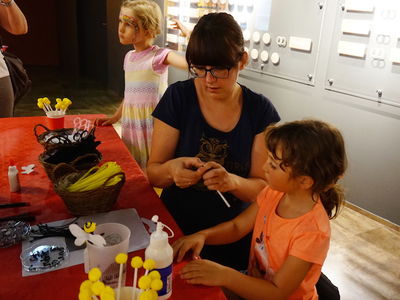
left=34, top=124, right=99, bottom=152
left=39, top=152, right=102, bottom=181
left=53, top=163, right=125, bottom=216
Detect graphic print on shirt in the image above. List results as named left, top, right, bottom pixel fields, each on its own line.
left=192, top=135, right=228, bottom=191
left=249, top=216, right=275, bottom=280
left=196, top=135, right=228, bottom=165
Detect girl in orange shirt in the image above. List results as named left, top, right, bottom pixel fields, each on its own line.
left=173, top=119, right=347, bottom=300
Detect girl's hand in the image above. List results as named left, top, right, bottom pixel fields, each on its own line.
left=169, top=157, right=205, bottom=188
left=94, top=116, right=119, bottom=126
left=199, top=161, right=236, bottom=193
left=180, top=259, right=229, bottom=286
left=170, top=18, right=191, bottom=37
left=172, top=232, right=206, bottom=262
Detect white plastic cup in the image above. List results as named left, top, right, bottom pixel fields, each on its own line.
left=85, top=223, right=131, bottom=287
left=114, top=287, right=141, bottom=300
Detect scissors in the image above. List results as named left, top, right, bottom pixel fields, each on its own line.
left=73, top=117, right=92, bottom=133
left=72, top=117, right=92, bottom=139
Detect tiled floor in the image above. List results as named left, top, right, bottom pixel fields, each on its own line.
left=325, top=206, right=400, bottom=300
left=14, top=67, right=400, bottom=300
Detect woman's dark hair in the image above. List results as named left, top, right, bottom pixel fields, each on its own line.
left=186, top=12, right=244, bottom=68
left=265, top=120, right=347, bottom=219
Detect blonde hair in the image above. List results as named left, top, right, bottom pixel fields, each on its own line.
left=121, top=0, right=163, bottom=38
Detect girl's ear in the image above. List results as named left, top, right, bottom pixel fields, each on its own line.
left=298, top=175, right=314, bottom=190
left=239, top=51, right=248, bottom=70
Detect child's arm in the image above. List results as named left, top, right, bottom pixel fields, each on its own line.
left=180, top=255, right=312, bottom=300
left=173, top=203, right=258, bottom=262
left=164, top=51, right=188, bottom=70
left=170, top=18, right=191, bottom=38
left=94, top=101, right=123, bottom=126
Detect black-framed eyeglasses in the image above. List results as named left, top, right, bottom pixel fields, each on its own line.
left=189, top=65, right=231, bottom=79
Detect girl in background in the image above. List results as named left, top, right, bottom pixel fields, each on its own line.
left=0, top=0, right=28, bottom=117
left=95, top=0, right=187, bottom=171
left=173, top=119, right=347, bottom=300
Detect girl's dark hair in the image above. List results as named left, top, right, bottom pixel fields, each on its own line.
left=186, top=12, right=244, bottom=68
left=265, top=120, right=347, bottom=219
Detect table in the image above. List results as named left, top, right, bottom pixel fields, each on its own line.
left=0, top=115, right=226, bottom=300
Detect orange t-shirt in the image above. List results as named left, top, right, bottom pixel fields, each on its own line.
left=248, top=187, right=330, bottom=300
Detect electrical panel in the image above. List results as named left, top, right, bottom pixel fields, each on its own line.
left=325, top=0, right=400, bottom=107
left=165, top=0, right=325, bottom=86
left=165, top=0, right=400, bottom=108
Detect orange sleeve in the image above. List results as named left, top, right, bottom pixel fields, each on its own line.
left=289, top=231, right=330, bottom=265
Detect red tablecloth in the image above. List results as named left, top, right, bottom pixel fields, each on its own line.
left=0, top=115, right=226, bottom=300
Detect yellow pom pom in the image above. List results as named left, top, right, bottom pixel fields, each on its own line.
left=143, top=259, right=155, bottom=270
left=115, top=253, right=128, bottom=264
left=150, top=278, right=163, bottom=291
left=138, top=290, right=153, bottom=300
left=91, top=281, right=105, bottom=295
left=101, top=293, right=115, bottom=300
left=56, top=98, right=62, bottom=103
left=78, top=289, right=92, bottom=300
left=43, top=97, right=50, bottom=104
left=139, top=290, right=158, bottom=300
left=80, top=280, right=92, bottom=292
left=103, top=286, right=115, bottom=295
left=88, top=267, right=102, bottom=282
left=84, top=222, right=96, bottom=233
left=131, top=256, right=143, bottom=268
left=37, top=102, right=44, bottom=109
left=100, top=286, right=115, bottom=300
left=138, top=275, right=151, bottom=290
left=148, top=270, right=161, bottom=280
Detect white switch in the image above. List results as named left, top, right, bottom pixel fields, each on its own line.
left=288, top=36, right=312, bottom=52
left=250, top=48, right=259, bottom=60
left=389, top=48, right=400, bottom=64
left=276, top=36, right=287, bottom=47
left=341, top=19, right=371, bottom=36
left=260, top=50, right=269, bottom=62
left=271, top=52, right=280, bottom=64
left=345, top=0, right=374, bottom=13
left=252, top=31, right=261, bottom=43
left=262, top=33, right=271, bottom=45
left=338, top=41, right=366, bottom=58
left=370, top=48, right=385, bottom=60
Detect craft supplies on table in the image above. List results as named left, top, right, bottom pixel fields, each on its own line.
left=20, top=209, right=150, bottom=277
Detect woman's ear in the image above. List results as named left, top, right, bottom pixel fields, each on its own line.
left=239, top=51, right=248, bottom=70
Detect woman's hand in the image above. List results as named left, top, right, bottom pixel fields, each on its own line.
left=180, top=259, right=230, bottom=286
left=198, top=161, right=237, bottom=193
left=172, top=232, right=206, bottom=262
left=169, top=157, right=205, bottom=188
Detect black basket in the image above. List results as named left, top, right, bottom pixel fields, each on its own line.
left=34, top=124, right=100, bottom=152
left=39, top=152, right=102, bottom=182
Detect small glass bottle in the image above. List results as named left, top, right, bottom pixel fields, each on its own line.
left=8, top=160, right=20, bottom=192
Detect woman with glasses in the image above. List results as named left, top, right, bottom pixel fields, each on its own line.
left=147, top=12, right=280, bottom=271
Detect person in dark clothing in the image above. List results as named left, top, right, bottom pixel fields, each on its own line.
left=147, top=12, right=280, bottom=271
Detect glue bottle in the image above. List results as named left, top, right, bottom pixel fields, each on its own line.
left=145, top=215, right=174, bottom=299
left=8, top=160, right=20, bottom=192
